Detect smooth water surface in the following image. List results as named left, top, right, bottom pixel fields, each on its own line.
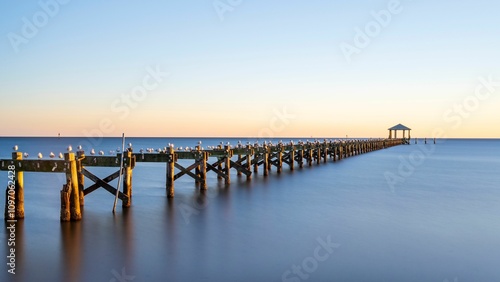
left=0, top=138, right=499, bottom=281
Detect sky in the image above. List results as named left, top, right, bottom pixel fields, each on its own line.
left=1, top=0, right=499, bottom=138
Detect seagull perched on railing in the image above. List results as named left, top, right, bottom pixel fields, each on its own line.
left=59, top=152, right=64, bottom=159
left=99, top=150, right=104, bottom=156
left=37, top=153, right=43, bottom=159
left=77, top=145, right=83, bottom=151
left=90, top=149, right=96, bottom=155
left=128, top=143, right=132, bottom=148
left=67, top=145, right=72, bottom=152
left=13, top=145, right=18, bottom=151
left=49, top=152, right=55, bottom=158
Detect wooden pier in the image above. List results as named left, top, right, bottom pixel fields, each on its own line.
left=1, top=138, right=404, bottom=221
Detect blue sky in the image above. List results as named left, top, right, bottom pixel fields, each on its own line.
left=1, top=0, right=499, bottom=137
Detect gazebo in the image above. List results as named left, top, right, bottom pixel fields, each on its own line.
left=388, top=124, right=411, bottom=140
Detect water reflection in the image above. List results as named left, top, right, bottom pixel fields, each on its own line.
left=60, top=221, right=82, bottom=282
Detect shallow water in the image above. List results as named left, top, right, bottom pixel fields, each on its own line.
left=1, top=138, right=499, bottom=281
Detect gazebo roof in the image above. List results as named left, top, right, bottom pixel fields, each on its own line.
left=388, top=123, right=411, bottom=130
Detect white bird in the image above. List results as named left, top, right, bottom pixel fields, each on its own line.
left=67, top=145, right=72, bottom=152
left=198, top=141, right=202, bottom=145
left=90, top=149, right=96, bottom=155
left=49, top=152, right=55, bottom=158
left=59, top=152, right=64, bottom=159
left=77, top=145, right=83, bottom=150
left=38, top=153, right=43, bottom=159
left=128, top=143, right=132, bottom=148
left=13, top=145, right=18, bottom=151
left=139, top=148, right=144, bottom=153
left=99, top=150, right=104, bottom=155
left=23, top=153, right=29, bottom=158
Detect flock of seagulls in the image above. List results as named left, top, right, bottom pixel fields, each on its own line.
left=9, top=139, right=369, bottom=160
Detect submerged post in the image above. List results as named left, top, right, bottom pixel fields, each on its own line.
left=166, top=146, right=175, bottom=198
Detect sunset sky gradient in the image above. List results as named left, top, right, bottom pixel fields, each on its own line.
left=1, top=0, right=499, bottom=138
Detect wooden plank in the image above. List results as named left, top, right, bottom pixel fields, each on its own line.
left=0, top=159, right=67, bottom=172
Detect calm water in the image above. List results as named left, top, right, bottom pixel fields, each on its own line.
left=1, top=137, right=499, bottom=282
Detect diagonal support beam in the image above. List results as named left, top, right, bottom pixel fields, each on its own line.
left=174, top=162, right=202, bottom=182
left=229, top=160, right=252, bottom=177
left=81, top=169, right=128, bottom=201
left=206, top=162, right=228, bottom=180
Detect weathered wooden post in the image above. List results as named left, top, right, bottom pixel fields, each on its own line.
left=316, top=142, right=321, bottom=165
left=277, top=144, right=283, bottom=173
left=263, top=144, right=269, bottom=176
left=166, top=146, right=175, bottom=198
left=65, top=152, right=81, bottom=221
left=323, top=140, right=328, bottom=163
left=246, top=145, right=252, bottom=180
left=298, top=143, right=304, bottom=168
left=253, top=149, right=259, bottom=174
left=199, top=151, right=207, bottom=190
left=60, top=182, right=71, bottom=221
left=14, top=152, right=24, bottom=219
left=289, top=142, right=295, bottom=171
left=217, top=144, right=223, bottom=180
left=339, top=143, right=343, bottom=160
left=76, top=150, right=85, bottom=206
left=237, top=153, right=242, bottom=176
left=122, top=149, right=133, bottom=207
left=307, top=144, right=313, bottom=166
left=224, top=145, right=231, bottom=185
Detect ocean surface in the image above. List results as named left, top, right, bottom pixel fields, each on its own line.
left=0, top=137, right=499, bottom=282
